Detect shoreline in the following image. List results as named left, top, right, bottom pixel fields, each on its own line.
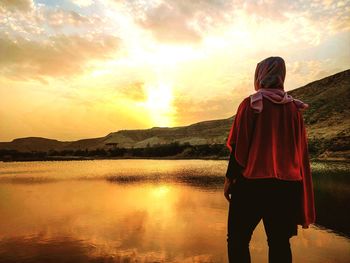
left=1, top=155, right=349, bottom=163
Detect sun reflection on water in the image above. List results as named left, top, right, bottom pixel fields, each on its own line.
left=151, top=185, right=171, bottom=198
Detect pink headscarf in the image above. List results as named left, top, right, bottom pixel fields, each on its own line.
left=250, top=57, right=309, bottom=113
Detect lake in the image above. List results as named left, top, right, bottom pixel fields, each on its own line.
left=0, top=159, right=349, bottom=263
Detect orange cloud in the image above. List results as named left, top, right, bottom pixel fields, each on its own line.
left=118, top=82, right=147, bottom=102
left=123, top=0, right=234, bottom=43
left=0, top=33, right=121, bottom=80
left=0, top=0, right=33, bottom=12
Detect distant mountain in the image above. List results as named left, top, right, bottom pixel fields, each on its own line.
left=1, top=69, right=349, bottom=160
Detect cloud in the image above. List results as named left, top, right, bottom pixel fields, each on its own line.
left=240, top=0, right=296, bottom=21
left=0, top=1, right=121, bottom=82
left=118, top=81, right=146, bottom=101
left=286, top=59, right=345, bottom=88
left=0, top=3, right=104, bottom=37
left=0, top=33, right=121, bottom=80
left=71, top=0, right=94, bottom=8
left=0, top=0, right=33, bottom=12
left=133, top=1, right=202, bottom=43
left=121, top=0, right=234, bottom=43
left=119, top=0, right=350, bottom=46
left=38, top=6, right=105, bottom=30
left=45, top=9, right=94, bottom=28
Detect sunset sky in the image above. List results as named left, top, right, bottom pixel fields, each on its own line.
left=0, top=0, right=349, bottom=142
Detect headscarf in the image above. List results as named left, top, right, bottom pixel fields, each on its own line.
left=250, top=56, right=309, bottom=112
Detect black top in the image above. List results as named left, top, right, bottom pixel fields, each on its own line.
left=225, top=143, right=244, bottom=179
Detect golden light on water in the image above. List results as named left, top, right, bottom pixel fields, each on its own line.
left=0, top=159, right=349, bottom=262
left=151, top=185, right=171, bottom=198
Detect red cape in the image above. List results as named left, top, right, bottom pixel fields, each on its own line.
left=226, top=97, right=316, bottom=228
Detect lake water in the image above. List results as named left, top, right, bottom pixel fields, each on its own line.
left=0, top=159, right=349, bottom=263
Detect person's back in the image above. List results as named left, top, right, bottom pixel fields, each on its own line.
left=243, top=96, right=303, bottom=181
left=224, top=56, right=316, bottom=263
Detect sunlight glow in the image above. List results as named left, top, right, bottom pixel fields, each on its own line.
left=151, top=185, right=171, bottom=198
left=1, top=0, right=348, bottom=141
left=137, top=82, right=175, bottom=127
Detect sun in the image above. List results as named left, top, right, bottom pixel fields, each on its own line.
left=140, top=82, right=175, bottom=127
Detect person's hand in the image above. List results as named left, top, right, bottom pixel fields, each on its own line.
left=224, top=177, right=237, bottom=202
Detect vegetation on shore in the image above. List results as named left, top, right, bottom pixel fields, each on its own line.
left=0, top=142, right=229, bottom=162
left=1, top=138, right=348, bottom=162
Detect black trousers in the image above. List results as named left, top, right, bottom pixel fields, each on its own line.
left=227, top=174, right=302, bottom=263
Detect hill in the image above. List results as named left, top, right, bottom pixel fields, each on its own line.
left=288, top=69, right=350, bottom=159
left=0, top=69, right=349, bottom=160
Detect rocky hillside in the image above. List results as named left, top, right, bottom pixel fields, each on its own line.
left=288, top=69, right=350, bottom=159
left=0, top=69, right=349, bottom=160
left=0, top=119, right=233, bottom=152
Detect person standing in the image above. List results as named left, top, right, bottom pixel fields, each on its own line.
left=224, top=56, right=316, bottom=263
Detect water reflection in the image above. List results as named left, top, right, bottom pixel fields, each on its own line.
left=0, top=160, right=349, bottom=263
left=311, top=161, right=350, bottom=237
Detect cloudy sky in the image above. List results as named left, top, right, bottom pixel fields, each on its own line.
left=0, top=0, right=349, bottom=141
